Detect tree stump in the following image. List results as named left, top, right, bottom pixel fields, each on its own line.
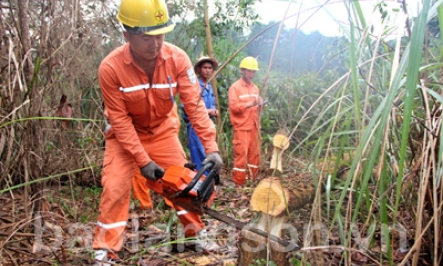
left=237, top=131, right=295, bottom=265
left=237, top=229, right=289, bottom=266
left=236, top=130, right=349, bottom=265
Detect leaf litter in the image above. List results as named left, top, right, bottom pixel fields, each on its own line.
left=0, top=162, right=417, bottom=265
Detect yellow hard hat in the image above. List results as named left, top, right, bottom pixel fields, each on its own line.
left=239, top=56, right=259, bottom=71
left=117, top=0, right=175, bottom=35
left=194, top=56, right=218, bottom=72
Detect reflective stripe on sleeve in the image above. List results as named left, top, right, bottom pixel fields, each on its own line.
left=233, top=168, right=247, bottom=172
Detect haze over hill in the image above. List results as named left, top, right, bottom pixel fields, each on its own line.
left=254, top=0, right=422, bottom=37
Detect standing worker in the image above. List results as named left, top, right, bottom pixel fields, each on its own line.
left=182, top=56, right=219, bottom=171
left=93, top=0, right=223, bottom=264
left=228, top=56, right=265, bottom=187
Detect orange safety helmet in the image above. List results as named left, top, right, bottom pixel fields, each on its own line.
left=117, top=0, right=175, bottom=35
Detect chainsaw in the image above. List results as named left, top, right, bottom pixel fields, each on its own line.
left=145, top=162, right=298, bottom=250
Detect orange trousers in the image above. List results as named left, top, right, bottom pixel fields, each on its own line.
left=132, top=104, right=180, bottom=209
left=132, top=170, right=153, bottom=209
left=93, top=133, right=204, bottom=252
left=232, top=128, right=260, bottom=186
left=133, top=170, right=174, bottom=209
left=105, top=104, right=181, bottom=210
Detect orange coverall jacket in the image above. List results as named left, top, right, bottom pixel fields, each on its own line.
left=100, top=42, right=218, bottom=166
left=228, top=78, right=260, bottom=130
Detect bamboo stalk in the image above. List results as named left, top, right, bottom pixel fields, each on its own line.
left=202, top=0, right=224, bottom=157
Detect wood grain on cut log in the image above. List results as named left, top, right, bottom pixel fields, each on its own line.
left=250, top=178, right=289, bottom=216
left=251, top=172, right=320, bottom=217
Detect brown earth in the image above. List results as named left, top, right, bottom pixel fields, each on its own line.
left=0, top=161, right=414, bottom=266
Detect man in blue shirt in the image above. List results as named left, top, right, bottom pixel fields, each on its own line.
left=183, top=56, right=219, bottom=170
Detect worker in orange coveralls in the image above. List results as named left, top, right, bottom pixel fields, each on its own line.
left=93, top=0, right=223, bottom=264
left=228, top=57, right=266, bottom=187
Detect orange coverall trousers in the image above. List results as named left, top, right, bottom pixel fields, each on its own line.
left=232, top=127, right=260, bottom=186
left=132, top=170, right=174, bottom=209
left=131, top=106, right=180, bottom=210
left=93, top=133, right=204, bottom=253
left=132, top=170, right=153, bottom=209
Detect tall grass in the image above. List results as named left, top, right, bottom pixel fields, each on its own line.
left=265, top=0, right=442, bottom=265
left=1, top=0, right=442, bottom=265
left=0, top=0, right=120, bottom=228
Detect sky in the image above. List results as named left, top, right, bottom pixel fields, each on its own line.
left=253, top=0, right=422, bottom=37
left=113, top=0, right=423, bottom=38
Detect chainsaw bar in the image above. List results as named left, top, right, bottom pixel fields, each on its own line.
left=203, top=207, right=299, bottom=251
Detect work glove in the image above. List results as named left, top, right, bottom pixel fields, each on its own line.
left=202, top=152, right=223, bottom=173
left=140, top=161, right=164, bottom=181
left=184, top=162, right=197, bottom=171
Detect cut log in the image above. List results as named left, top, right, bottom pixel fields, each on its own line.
left=251, top=172, right=319, bottom=217
left=238, top=130, right=350, bottom=265
left=250, top=178, right=289, bottom=216
left=237, top=131, right=293, bottom=266
left=244, top=172, right=338, bottom=265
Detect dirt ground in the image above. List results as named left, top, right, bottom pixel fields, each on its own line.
left=0, top=163, right=413, bottom=266
left=0, top=166, right=303, bottom=266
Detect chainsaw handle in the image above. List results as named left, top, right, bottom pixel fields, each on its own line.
left=176, top=162, right=214, bottom=197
